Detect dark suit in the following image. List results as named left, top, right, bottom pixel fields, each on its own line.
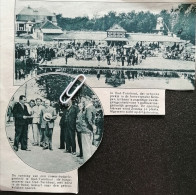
left=64, top=105, right=78, bottom=153
left=59, top=109, right=66, bottom=149
left=13, top=102, right=29, bottom=150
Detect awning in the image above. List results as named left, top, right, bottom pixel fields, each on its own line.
left=105, top=37, right=129, bottom=42
left=127, top=33, right=186, bottom=43
left=16, top=21, right=26, bottom=24
left=53, top=31, right=107, bottom=41
left=41, top=29, right=63, bottom=34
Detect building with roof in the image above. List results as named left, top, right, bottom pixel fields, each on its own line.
left=53, top=31, right=106, bottom=44
left=53, top=23, right=186, bottom=46
left=33, top=20, right=63, bottom=41
left=105, top=24, right=129, bottom=45
left=15, top=6, right=57, bottom=35
left=53, top=24, right=130, bottom=45
left=127, top=33, right=185, bottom=45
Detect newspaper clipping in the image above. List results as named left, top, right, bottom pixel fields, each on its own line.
left=2, top=172, right=78, bottom=193
left=0, top=0, right=195, bottom=193
left=14, top=0, right=195, bottom=90
left=94, top=88, right=165, bottom=115
left=1, top=72, right=104, bottom=193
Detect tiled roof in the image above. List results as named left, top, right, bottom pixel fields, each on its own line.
left=107, top=24, right=127, bottom=32
left=40, top=20, right=61, bottom=29
left=17, top=6, right=54, bottom=16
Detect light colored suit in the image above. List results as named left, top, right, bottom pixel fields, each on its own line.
left=40, top=106, right=57, bottom=149
left=40, top=106, right=57, bottom=129
left=31, top=105, right=44, bottom=144
left=32, top=105, right=44, bottom=124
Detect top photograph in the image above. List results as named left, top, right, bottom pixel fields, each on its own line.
left=14, top=1, right=195, bottom=90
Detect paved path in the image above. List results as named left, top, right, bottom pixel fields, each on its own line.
left=40, top=56, right=195, bottom=72
left=6, top=116, right=83, bottom=173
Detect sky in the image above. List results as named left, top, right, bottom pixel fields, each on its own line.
left=16, top=0, right=180, bottom=18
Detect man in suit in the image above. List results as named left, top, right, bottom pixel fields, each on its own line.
left=64, top=100, right=78, bottom=155
left=106, top=52, right=111, bottom=65
left=40, top=100, right=57, bottom=150
left=61, top=106, right=71, bottom=153
left=32, top=98, right=44, bottom=146
left=59, top=106, right=67, bottom=150
left=13, top=95, right=31, bottom=151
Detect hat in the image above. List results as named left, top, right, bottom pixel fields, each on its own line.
left=43, top=113, right=52, bottom=122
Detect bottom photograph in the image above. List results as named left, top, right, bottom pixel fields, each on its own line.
left=6, top=73, right=104, bottom=173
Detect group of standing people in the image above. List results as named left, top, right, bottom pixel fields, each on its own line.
left=15, top=41, right=152, bottom=77
left=15, top=43, right=57, bottom=63
left=12, top=96, right=57, bottom=151
left=11, top=94, right=103, bottom=163
left=59, top=97, right=103, bottom=162
left=65, top=42, right=148, bottom=67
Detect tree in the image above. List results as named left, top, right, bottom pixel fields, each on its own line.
left=172, top=4, right=195, bottom=44
left=36, top=74, right=95, bottom=102
left=55, top=4, right=195, bottom=44
left=36, top=74, right=73, bottom=101
left=159, top=9, right=172, bottom=34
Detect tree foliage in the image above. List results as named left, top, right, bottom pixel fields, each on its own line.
left=56, top=11, right=156, bottom=33
left=36, top=74, right=72, bottom=101
left=172, top=4, right=196, bottom=44
left=56, top=3, right=195, bottom=44
left=36, top=74, right=94, bottom=102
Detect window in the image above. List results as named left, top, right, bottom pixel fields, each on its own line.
left=108, top=32, right=113, bottom=37
left=19, top=23, right=24, bottom=31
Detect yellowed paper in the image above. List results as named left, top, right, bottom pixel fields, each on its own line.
left=0, top=0, right=195, bottom=193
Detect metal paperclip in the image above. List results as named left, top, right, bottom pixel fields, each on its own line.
left=59, top=74, right=86, bottom=105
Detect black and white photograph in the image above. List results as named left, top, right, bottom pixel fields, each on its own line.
left=6, top=73, right=104, bottom=173
left=14, top=1, right=195, bottom=89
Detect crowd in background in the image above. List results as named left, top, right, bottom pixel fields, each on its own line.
left=15, top=41, right=160, bottom=69
left=14, top=40, right=195, bottom=82
left=15, top=40, right=195, bottom=66
left=163, top=43, right=195, bottom=61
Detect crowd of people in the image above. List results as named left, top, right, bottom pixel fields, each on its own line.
left=163, top=43, right=195, bottom=61
left=66, top=41, right=152, bottom=66
left=15, top=41, right=158, bottom=67
left=15, top=40, right=195, bottom=83
left=8, top=94, right=103, bottom=163
left=15, top=40, right=195, bottom=68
